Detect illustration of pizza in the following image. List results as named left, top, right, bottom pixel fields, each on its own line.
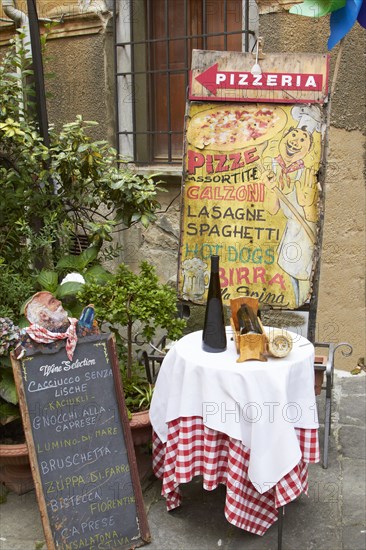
left=187, top=104, right=287, bottom=150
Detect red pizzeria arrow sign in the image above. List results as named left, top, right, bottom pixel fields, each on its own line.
left=189, top=52, right=329, bottom=104
left=195, top=63, right=323, bottom=95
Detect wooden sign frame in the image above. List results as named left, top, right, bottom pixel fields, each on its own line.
left=11, top=334, right=150, bottom=550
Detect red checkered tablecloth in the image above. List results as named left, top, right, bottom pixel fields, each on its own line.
left=152, top=416, right=319, bottom=536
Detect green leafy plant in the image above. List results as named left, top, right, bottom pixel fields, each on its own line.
left=35, top=245, right=112, bottom=318
left=131, top=383, right=154, bottom=411
left=78, top=261, right=186, bottom=380
left=78, top=262, right=186, bottom=415
left=0, top=36, right=166, bottom=431
left=122, top=371, right=153, bottom=416
left=0, top=318, right=22, bottom=425
left=0, top=35, right=162, bottom=321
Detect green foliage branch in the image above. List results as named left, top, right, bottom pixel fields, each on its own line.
left=0, top=318, right=22, bottom=425
left=0, top=35, right=162, bottom=320
left=78, top=262, right=186, bottom=380
left=0, top=35, right=171, bottom=426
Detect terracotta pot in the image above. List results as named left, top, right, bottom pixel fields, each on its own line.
left=129, top=409, right=152, bottom=447
left=129, top=410, right=152, bottom=484
left=314, top=370, right=324, bottom=396
left=0, top=442, right=34, bottom=495
left=314, top=355, right=327, bottom=396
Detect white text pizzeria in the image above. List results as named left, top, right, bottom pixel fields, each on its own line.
left=216, top=72, right=322, bottom=90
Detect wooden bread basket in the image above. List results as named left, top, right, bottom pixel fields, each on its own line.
left=230, top=297, right=268, bottom=362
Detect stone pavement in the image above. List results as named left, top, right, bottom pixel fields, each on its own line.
left=0, top=372, right=365, bottom=550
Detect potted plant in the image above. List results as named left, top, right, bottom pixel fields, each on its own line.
left=78, top=261, right=186, bottom=445
left=0, top=318, right=33, bottom=495
left=0, top=36, right=164, bottom=488
left=30, top=254, right=185, bottom=434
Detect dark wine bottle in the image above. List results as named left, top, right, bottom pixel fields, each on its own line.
left=237, top=303, right=262, bottom=335
left=202, top=255, right=227, bottom=353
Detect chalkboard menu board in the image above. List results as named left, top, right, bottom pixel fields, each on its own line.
left=11, top=333, right=150, bottom=550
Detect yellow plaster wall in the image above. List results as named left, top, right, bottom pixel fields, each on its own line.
left=236, top=12, right=366, bottom=370
left=0, top=1, right=92, bottom=19
left=316, top=127, right=365, bottom=370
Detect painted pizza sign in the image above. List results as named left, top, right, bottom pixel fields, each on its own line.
left=178, top=50, right=329, bottom=309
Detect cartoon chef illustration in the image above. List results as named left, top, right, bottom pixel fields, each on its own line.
left=261, top=105, right=323, bottom=307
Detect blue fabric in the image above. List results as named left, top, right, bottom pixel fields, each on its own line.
left=328, top=0, right=364, bottom=48
left=357, top=0, right=366, bottom=27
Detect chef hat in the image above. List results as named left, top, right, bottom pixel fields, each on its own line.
left=291, top=105, right=322, bottom=134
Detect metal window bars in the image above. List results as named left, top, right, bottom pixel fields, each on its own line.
left=113, top=0, right=253, bottom=164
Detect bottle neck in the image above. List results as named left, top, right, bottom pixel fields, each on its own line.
left=210, top=255, right=219, bottom=273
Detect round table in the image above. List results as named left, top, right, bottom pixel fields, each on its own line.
left=150, top=326, right=320, bottom=535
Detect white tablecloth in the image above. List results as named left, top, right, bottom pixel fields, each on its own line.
left=149, top=327, right=318, bottom=493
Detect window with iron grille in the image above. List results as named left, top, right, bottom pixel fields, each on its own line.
left=114, top=0, right=256, bottom=166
